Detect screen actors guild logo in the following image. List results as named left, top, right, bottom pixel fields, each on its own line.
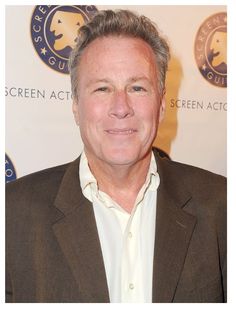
left=5, top=154, right=17, bottom=183
left=31, top=5, right=98, bottom=74
left=194, top=12, right=227, bottom=87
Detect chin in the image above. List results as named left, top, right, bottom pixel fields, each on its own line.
left=102, top=147, right=142, bottom=166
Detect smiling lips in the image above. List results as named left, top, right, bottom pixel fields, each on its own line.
left=105, top=128, right=137, bottom=135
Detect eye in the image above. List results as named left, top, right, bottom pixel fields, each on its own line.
left=94, top=87, right=109, bottom=93
left=131, top=85, right=146, bottom=92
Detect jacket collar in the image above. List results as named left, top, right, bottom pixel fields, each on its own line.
left=152, top=150, right=197, bottom=302
left=52, top=151, right=196, bottom=303
left=52, top=157, right=110, bottom=302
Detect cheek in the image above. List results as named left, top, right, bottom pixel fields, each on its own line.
left=138, top=103, right=158, bottom=127
left=139, top=106, right=159, bottom=144
left=79, top=99, right=105, bottom=122
left=79, top=102, right=107, bottom=141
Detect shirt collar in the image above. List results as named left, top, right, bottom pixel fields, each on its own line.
left=79, top=150, right=160, bottom=205
left=79, top=151, right=98, bottom=192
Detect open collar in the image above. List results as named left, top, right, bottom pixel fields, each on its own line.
left=51, top=151, right=196, bottom=303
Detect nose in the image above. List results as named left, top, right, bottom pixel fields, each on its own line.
left=108, top=90, right=134, bottom=119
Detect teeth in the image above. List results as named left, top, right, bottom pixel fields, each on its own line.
left=107, top=129, right=135, bottom=134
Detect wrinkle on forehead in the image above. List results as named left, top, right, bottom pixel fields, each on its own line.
left=77, top=36, right=159, bottom=92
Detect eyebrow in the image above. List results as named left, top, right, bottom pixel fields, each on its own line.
left=85, top=78, right=111, bottom=88
left=127, top=76, right=151, bottom=83
left=86, top=76, right=151, bottom=88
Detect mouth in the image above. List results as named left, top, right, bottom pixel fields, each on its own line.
left=105, top=128, right=137, bottom=135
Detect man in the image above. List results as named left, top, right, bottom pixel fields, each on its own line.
left=6, top=10, right=226, bottom=302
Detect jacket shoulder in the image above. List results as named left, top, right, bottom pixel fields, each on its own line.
left=5, top=161, right=79, bottom=215
left=154, top=150, right=226, bottom=212
left=6, top=162, right=70, bottom=194
left=156, top=154, right=226, bottom=191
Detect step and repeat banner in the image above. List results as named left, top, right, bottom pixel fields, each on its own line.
left=5, top=5, right=227, bottom=182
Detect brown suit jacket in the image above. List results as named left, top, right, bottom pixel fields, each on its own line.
left=6, top=149, right=227, bottom=302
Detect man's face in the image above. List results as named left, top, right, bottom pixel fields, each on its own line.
left=73, top=36, right=165, bottom=167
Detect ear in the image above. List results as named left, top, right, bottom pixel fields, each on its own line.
left=158, top=95, right=166, bottom=123
left=72, top=99, right=80, bottom=126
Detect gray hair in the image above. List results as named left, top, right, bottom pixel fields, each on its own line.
left=68, top=9, right=170, bottom=100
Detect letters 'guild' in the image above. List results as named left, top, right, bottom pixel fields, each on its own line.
left=194, top=12, right=227, bottom=87
left=30, top=5, right=98, bottom=74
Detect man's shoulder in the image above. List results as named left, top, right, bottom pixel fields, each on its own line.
left=154, top=150, right=226, bottom=221
left=154, top=149, right=226, bottom=194
left=162, top=156, right=225, bottom=181
left=154, top=147, right=224, bottom=176
left=6, top=159, right=79, bottom=201
left=7, top=162, right=67, bottom=189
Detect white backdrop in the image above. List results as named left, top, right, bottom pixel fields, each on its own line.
left=5, top=5, right=227, bottom=181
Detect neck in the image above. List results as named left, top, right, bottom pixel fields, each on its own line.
left=86, top=151, right=152, bottom=213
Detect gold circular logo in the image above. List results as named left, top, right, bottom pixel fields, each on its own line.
left=194, top=12, right=227, bottom=87
left=31, top=5, right=98, bottom=74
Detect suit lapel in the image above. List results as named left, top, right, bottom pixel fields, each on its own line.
left=52, top=158, right=110, bottom=302
left=50, top=151, right=197, bottom=303
left=152, top=154, right=197, bottom=302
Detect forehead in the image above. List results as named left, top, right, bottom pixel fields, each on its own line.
left=79, top=35, right=156, bottom=69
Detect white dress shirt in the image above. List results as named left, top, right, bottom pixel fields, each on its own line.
left=79, top=151, right=160, bottom=303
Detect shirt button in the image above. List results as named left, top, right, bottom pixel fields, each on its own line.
left=129, top=283, right=134, bottom=290
left=128, top=231, right=133, bottom=238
